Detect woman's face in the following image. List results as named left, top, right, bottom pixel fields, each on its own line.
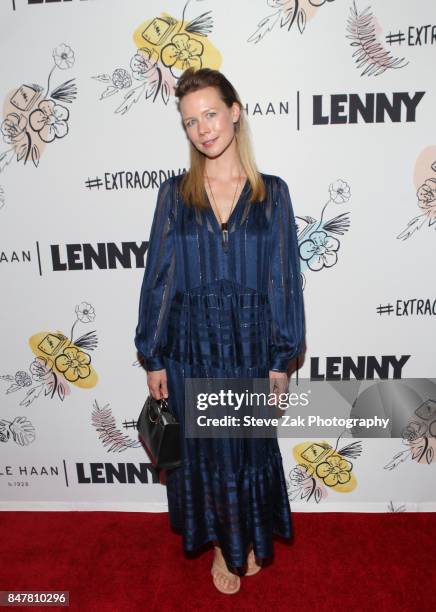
left=179, top=86, right=240, bottom=158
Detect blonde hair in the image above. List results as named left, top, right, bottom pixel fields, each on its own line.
left=174, top=68, right=266, bottom=208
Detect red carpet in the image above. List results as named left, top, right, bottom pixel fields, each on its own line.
left=1, top=511, right=435, bottom=611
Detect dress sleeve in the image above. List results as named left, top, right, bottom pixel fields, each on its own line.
left=268, top=177, right=305, bottom=372
left=134, top=178, right=176, bottom=371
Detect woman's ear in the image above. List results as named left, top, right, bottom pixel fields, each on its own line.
left=231, top=102, right=241, bottom=124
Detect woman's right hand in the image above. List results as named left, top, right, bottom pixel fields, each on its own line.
left=147, top=369, right=168, bottom=400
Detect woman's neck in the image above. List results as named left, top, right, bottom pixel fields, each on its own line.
left=203, top=137, right=244, bottom=181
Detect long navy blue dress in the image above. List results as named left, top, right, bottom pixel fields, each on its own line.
left=135, top=173, right=305, bottom=569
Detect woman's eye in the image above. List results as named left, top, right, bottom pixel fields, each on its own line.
left=207, top=112, right=216, bottom=118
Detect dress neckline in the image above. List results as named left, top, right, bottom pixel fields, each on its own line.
left=205, top=178, right=249, bottom=231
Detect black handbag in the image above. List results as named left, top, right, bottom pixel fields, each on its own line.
left=137, top=395, right=181, bottom=470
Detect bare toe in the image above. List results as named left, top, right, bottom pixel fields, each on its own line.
left=245, top=548, right=262, bottom=576
left=211, top=557, right=240, bottom=594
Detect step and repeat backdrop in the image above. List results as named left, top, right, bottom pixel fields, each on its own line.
left=1, top=0, right=435, bottom=512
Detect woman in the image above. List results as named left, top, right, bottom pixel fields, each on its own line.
left=135, top=68, right=305, bottom=595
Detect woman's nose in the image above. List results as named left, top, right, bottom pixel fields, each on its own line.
left=198, top=119, right=210, bottom=135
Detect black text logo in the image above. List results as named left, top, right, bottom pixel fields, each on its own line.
left=51, top=242, right=148, bottom=271
left=76, top=462, right=159, bottom=484
left=310, top=355, right=411, bottom=380
left=313, top=92, right=425, bottom=124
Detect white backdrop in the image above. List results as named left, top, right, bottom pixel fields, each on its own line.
left=1, top=0, right=435, bottom=512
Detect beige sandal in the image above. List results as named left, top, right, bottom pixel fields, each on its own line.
left=211, top=557, right=241, bottom=594
left=245, top=548, right=262, bottom=576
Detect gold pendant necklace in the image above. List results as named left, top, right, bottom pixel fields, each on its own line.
left=205, top=171, right=242, bottom=252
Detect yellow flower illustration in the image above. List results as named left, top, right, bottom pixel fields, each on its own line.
left=29, top=331, right=98, bottom=389
left=55, top=346, right=91, bottom=382
left=316, top=454, right=352, bottom=487
left=133, top=13, right=221, bottom=77
left=293, top=441, right=357, bottom=492
left=161, top=33, right=203, bottom=70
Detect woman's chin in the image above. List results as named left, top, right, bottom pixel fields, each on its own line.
left=197, top=136, right=234, bottom=159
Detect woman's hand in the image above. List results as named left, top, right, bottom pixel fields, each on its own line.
left=147, top=369, right=168, bottom=400
left=269, top=370, right=289, bottom=405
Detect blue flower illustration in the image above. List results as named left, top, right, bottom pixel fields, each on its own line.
left=299, top=230, right=339, bottom=271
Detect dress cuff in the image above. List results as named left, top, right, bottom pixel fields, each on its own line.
left=269, top=354, right=290, bottom=373
left=144, top=356, right=165, bottom=371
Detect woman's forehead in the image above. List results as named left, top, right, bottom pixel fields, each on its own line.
left=180, top=87, right=223, bottom=112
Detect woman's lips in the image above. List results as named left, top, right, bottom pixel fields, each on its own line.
left=202, top=137, right=217, bottom=148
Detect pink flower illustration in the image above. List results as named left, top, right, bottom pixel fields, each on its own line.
left=130, top=47, right=159, bottom=80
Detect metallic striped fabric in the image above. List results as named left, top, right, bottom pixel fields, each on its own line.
left=135, top=173, right=305, bottom=374
left=135, top=173, right=305, bottom=569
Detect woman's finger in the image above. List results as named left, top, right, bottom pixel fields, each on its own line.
left=160, top=378, right=169, bottom=399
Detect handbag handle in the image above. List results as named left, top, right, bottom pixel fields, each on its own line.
left=148, top=397, right=169, bottom=423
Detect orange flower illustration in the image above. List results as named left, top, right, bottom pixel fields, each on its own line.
left=397, top=171, right=436, bottom=239
left=417, top=178, right=436, bottom=221
left=315, top=454, right=352, bottom=486
left=1, top=112, right=27, bottom=144
left=29, top=99, right=69, bottom=143
left=55, top=346, right=91, bottom=382
left=0, top=43, right=76, bottom=174
left=161, top=33, right=203, bottom=70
